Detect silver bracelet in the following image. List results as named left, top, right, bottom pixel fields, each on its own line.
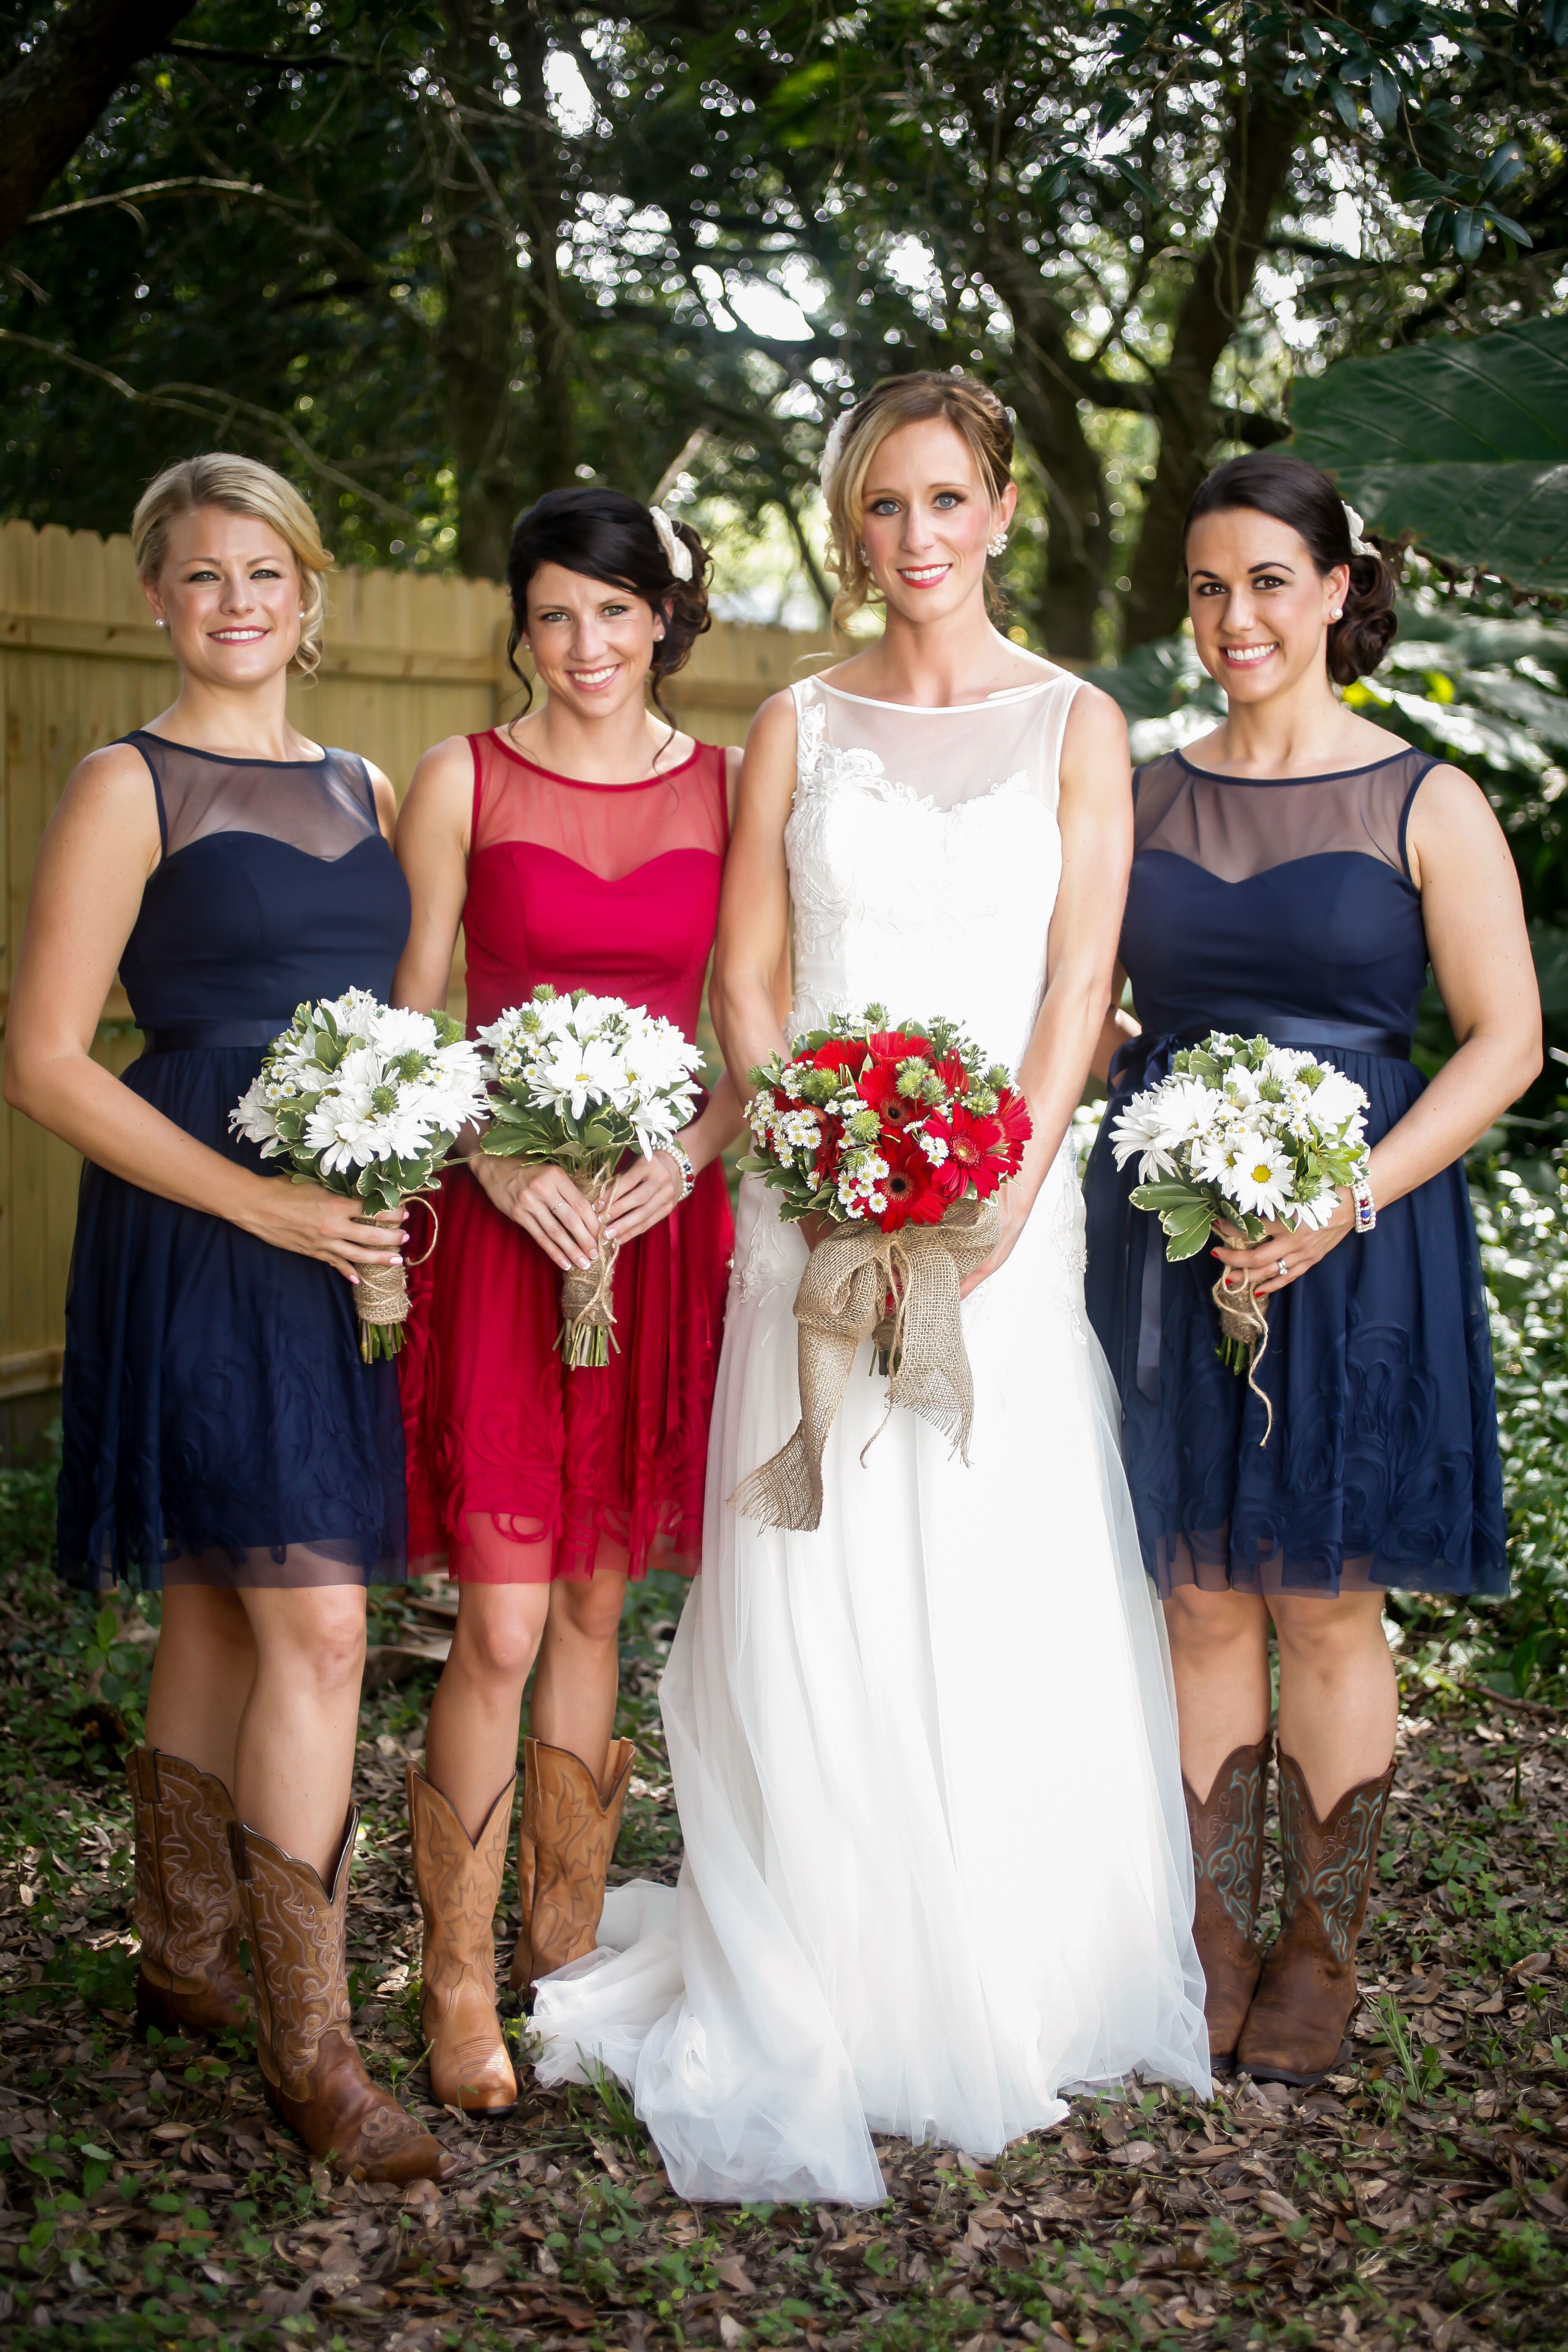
left=663, top=1142, right=696, bottom=1199
left=1351, top=1175, right=1377, bottom=1234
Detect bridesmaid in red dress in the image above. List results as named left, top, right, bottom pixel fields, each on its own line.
left=393, top=489, right=759, bottom=2117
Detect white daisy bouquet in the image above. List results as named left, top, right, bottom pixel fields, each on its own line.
left=231, top=990, right=490, bottom=1361
left=477, top=983, right=704, bottom=1367
left=1112, top=1032, right=1370, bottom=1413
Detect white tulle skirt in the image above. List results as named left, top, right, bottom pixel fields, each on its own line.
left=534, top=1160, right=1210, bottom=2204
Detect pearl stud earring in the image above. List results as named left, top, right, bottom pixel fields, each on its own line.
left=154, top=617, right=166, bottom=628
left=988, top=531, right=1009, bottom=557
left=1330, top=607, right=1343, bottom=621
left=857, top=543, right=869, bottom=564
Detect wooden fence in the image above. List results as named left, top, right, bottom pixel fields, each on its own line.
left=0, top=518, right=828, bottom=1404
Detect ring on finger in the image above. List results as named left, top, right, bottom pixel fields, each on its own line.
left=1276, top=1257, right=1289, bottom=1281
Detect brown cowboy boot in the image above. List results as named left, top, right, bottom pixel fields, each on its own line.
left=1238, top=1749, right=1396, bottom=2088
left=1184, top=1733, right=1270, bottom=2072
left=407, top=1766, right=518, bottom=2116
left=510, top=1736, right=635, bottom=2002
left=126, top=1747, right=250, bottom=2037
left=230, top=1808, right=456, bottom=2182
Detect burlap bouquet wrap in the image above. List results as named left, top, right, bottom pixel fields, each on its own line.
left=559, top=1166, right=622, bottom=1368
left=731, top=1194, right=1002, bottom=1532
left=1211, top=1269, right=1273, bottom=1444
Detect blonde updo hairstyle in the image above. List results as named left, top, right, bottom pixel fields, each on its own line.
left=131, top=453, right=333, bottom=679
left=821, top=371, right=1014, bottom=631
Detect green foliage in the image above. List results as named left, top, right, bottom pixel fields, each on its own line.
left=1290, top=320, right=1568, bottom=593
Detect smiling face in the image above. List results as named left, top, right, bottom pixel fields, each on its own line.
left=1185, top=506, right=1350, bottom=704
left=857, top=417, right=1015, bottom=626
left=521, top=562, right=663, bottom=720
left=142, top=505, right=307, bottom=686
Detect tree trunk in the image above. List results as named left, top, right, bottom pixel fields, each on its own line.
left=990, top=267, right=1111, bottom=667
left=0, top=0, right=199, bottom=252
left=434, top=0, right=523, bottom=580
left=1124, top=79, right=1300, bottom=648
left=508, top=3, right=577, bottom=504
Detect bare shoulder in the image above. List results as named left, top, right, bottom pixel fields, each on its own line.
left=1405, top=760, right=1509, bottom=865
left=402, top=731, right=477, bottom=810
left=723, top=741, right=744, bottom=823
left=52, top=740, right=162, bottom=846
left=1060, top=677, right=1132, bottom=781
left=745, top=686, right=799, bottom=747
left=362, top=760, right=399, bottom=840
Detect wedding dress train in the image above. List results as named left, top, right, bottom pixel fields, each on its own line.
left=533, top=672, right=1210, bottom=2203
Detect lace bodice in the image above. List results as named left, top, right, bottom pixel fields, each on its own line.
left=784, top=670, right=1080, bottom=1069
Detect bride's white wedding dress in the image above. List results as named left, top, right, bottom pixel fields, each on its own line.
left=534, top=671, right=1210, bottom=2203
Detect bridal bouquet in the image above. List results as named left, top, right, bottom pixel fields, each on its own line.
left=231, top=990, right=490, bottom=1361
left=732, top=1007, right=1032, bottom=1531
left=1111, top=1031, right=1370, bottom=1429
left=477, top=984, right=704, bottom=1367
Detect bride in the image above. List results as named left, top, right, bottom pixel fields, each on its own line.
left=533, top=371, right=1210, bottom=2202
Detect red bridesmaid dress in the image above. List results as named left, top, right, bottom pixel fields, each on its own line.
left=400, top=729, right=734, bottom=1581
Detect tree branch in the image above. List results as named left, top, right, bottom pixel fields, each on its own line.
left=0, top=0, right=200, bottom=253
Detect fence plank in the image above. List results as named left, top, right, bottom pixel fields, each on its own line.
left=0, top=518, right=829, bottom=1397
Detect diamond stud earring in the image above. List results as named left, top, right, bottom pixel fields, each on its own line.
left=857, top=543, right=869, bottom=564
left=988, top=531, right=1009, bottom=558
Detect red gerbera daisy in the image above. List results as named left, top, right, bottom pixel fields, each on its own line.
left=866, top=1029, right=921, bottom=1063
left=812, top=1039, right=869, bottom=1077
left=946, top=1104, right=1007, bottom=1197
left=993, top=1086, right=1033, bottom=1166
left=857, top=1057, right=925, bottom=1134
left=875, top=1132, right=944, bottom=1230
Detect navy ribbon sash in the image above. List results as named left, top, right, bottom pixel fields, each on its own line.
left=1105, top=1019, right=1413, bottom=1406
left=140, top=1017, right=291, bottom=1055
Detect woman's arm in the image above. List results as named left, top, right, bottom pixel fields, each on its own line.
left=1214, top=763, right=1543, bottom=1298
left=3, top=745, right=403, bottom=1283
left=710, top=691, right=797, bottom=1088
left=391, top=736, right=472, bottom=1015
left=962, top=685, right=1133, bottom=1294
left=1090, top=962, right=1140, bottom=1088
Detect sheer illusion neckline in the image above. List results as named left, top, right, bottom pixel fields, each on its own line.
left=1173, top=748, right=1416, bottom=788
left=486, top=728, right=701, bottom=792
left=816, top=673, right=1065, bottom=714
left=130, top=728, right=329, bottom=768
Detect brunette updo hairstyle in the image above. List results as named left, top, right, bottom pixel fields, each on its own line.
left=1183, top=452, right=1398, bottom=686
left=504, top=487, right=711, bottom=728
left=820, top=371, right=1014, bottom=630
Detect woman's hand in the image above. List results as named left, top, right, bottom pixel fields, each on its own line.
left=468, top=1154, right=601, bottom=1271
left=603, top=1150, right=686, bottom=1246
left=957, top=1181, right=1035, bottom=1300
left=238, top=1182, right=407, bottom=1285
left=1211, top=1188, right=1355, bottom=1300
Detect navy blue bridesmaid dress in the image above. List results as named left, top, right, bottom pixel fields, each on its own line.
left=56, top=733, right=413, bottom=1592
left=1083, top=746, right=1507, bottom=1600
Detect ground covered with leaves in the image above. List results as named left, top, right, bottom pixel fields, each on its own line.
left=0, top=1494, right=1564, bottom=2352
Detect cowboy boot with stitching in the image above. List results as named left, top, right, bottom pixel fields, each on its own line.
left=229, top=1807, right=455, bottom=2183
left=407, top=1766, right=518, bottom=2116
left=510, top=1736, right=635, bottom=2003
left=1238, top=1749, right=1396, bottom=2088
left=1184, top=1732, right=1270, bottom=2072
left=126, top=1746, right=250, bottom=2037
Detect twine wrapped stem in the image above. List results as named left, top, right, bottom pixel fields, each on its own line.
left=353, top=1193, right=439, bottom=1364
left=1211, top=1267, right=1273, bottom=1444
left=559, top=1164, right=622, bottom=1369
left=731, top=1194, right=1002, bottom=1532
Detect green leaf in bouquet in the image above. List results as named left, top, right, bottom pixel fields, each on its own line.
left=1164, top=1217, right=1215, bottom=1261
left=1129, top=1181, right=1203, bottom=1212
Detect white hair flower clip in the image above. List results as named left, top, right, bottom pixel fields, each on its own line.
left=648, top=505, right=694, bottom=582
left=1343, top=501, right=1371, bottom=555
left=818, top=407, right=856, bottom=492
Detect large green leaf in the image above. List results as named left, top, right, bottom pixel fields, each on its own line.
left=1289, top=319, right=1568, bottom=594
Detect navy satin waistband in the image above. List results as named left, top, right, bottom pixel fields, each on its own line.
left=1110, top=1017, right=1412, bottom=1094
left=140, top=1017, right=288, bottom=1055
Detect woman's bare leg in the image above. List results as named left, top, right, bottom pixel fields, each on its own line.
left=230, top=1583, right=372, bottom=1880
left=145, top=1583, right=257, bottom=1789
left=424, top=1542, right=553, bottom=1841
left=529, top=1540, right=630, bottom=1785
left=1269, top=1590, right=1398, bottom=1813
left=1162, top=1585, right=1273, bottom=1800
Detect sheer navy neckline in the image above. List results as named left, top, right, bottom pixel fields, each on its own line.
left=1173, top=747, right=1419, bottom=788
left=128, top=728, right=331, bottom=769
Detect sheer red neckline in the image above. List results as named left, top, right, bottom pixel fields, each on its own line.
left=485, top=728, right=703, bottom=792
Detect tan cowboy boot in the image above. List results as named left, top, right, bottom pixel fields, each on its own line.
left=1184, top=1733, right=1270, bottom=2072
left=229, top=1808, right=455, bottom=2183
left=510, top=1736, right=635, bottom=2001
left=126, top=1747, right=250, bottom=2037
left=407, top=1767, right=518, bottom=2116
left=1238, top=1750, right=1396, bottom=2088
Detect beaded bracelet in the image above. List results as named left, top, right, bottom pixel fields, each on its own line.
left=1352, top=1176, right=1377, bottom=1234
